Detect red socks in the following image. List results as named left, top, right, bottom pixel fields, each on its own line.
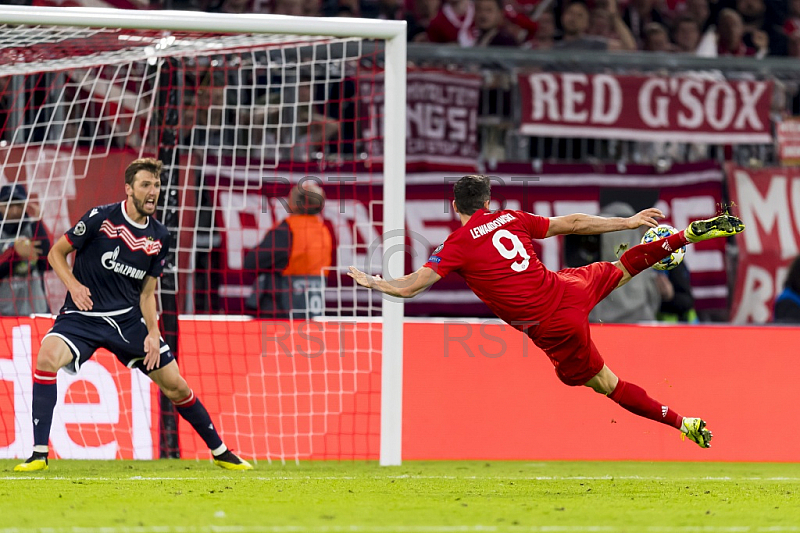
left=608, top=380, right=682, bottom=429
left=619, top=230, right=689, bottom=276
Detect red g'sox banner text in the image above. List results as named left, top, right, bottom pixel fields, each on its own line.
left=727, top=166, right=800, bottom=323
left=518, top=73, right=773, bottom=144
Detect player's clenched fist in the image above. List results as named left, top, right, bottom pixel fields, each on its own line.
left=67, top=281, right=93, bottom=311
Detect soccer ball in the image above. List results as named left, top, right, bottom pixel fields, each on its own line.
left=640, top=224, right=686, bottom=271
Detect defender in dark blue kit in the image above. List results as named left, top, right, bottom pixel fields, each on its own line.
left=15, top=158, right=251, bottom=471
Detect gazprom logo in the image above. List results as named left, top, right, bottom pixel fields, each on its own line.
left=101, top=246, right=146, bottom=280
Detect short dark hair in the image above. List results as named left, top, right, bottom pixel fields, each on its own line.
left=454, top=175, right=491, bottom=216
left=125, top=158, right=162, bottom=186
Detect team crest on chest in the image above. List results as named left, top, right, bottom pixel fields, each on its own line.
left=100, top=220, right=162, bottom=256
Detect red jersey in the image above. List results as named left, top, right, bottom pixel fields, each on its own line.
left=427, top=3, right=477, bottom=46
left=424, top=209, right=565, bottom=328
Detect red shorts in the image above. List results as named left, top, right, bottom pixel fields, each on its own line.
left=529, top=262, right=624, bottom=387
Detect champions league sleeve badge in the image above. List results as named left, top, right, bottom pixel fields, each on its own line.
left=73, top=221, right=86, bottom=236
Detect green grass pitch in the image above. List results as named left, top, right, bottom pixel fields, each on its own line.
left=1, top=460, right=799, bottom=532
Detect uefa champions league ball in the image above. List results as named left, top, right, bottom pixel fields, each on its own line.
left=640, top=224, right=686, bottom=271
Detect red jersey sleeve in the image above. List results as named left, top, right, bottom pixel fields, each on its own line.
left=517, top=211, right=550, bottom=240
left=423, top=237, right=463, bottom=279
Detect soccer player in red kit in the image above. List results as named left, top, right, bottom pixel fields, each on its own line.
left=348, top=175, right=745, bottom=448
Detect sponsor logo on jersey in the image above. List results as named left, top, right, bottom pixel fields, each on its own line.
left=469, top=213, right=516, bottom=239
left=427, top=256, right=441, bottom=263
left=101, top=246, right=147, bottom=280
left=73, top=221, right=86, bottom=236
left=100, top=221, right=162, bottom=255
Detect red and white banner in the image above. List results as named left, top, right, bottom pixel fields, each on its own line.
left=209, top=160, right=727, bottom=315
left=726, top=166, right=800, bottom=323
left=361, top=69, right=480, bottom=168
left=777, top=118, right=800, bottom=166
left=518, top=73, right=773, bottom=144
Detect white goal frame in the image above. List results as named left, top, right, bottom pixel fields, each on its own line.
left=0, top=5, right=407, bottom=466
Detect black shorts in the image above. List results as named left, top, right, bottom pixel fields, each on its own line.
left=44, top=308, right=174, bottom=375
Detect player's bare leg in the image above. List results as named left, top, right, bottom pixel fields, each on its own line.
left=584, top=365, right=712, bottom=449
left=14, top=337, right=74, bottom=472
left=149, top=362, right=253, bottom=470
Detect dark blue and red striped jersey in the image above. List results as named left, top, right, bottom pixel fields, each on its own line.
left=62, top=202, right=170, bottom=313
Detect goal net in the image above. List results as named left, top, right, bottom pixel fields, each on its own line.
left=0, top=7, right=406, bottom=465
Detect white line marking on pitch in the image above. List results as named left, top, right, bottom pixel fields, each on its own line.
left=2, top=475, right=800, bottom=482
left=1, top=526, right=799, bottom=533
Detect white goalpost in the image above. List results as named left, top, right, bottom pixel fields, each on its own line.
left=0, top=6, right=406, bottom=466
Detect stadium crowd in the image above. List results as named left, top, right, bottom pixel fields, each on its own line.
left=18, top=0, right=800, bottom=56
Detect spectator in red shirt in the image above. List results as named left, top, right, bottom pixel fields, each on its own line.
left=427, top=0, right=476, bottom=46
left=408, top=0, right=443, bottom=40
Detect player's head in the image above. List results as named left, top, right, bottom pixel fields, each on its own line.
left=0, top=184, right=28, bottom=222
left=453, top=175, right=491, bottom=216
left=289, top=180, right=325, bottom=215
left=124, top=158, right=162, bottom=218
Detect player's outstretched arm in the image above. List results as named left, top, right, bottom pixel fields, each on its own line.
left=48, top=235, right=93, bottom=311
left=545, top=208, right=664, bottom=237
left=140, top=276, right=162, bottom=371
left=348, top=265, right=441, bottom=298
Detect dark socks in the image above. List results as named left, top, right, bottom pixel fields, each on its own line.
left=32, top=370, right=58, bottom=450
left=173, top=391, right=224, bottom=453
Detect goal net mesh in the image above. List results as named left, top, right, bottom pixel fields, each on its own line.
left=0, top=21, right=388, bottom=463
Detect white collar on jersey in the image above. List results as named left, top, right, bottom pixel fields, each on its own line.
left=120, top=200, right=149, bottom=229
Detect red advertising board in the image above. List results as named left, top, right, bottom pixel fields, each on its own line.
left=403, top=321, right=800, bottom=462
left=0, top=317, right=157, bottom=460
left=518, top=73, right=773, bottom=144
left=3, top=317, right=798, bottom=462
left=726, top=165, right=800, bottom=323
